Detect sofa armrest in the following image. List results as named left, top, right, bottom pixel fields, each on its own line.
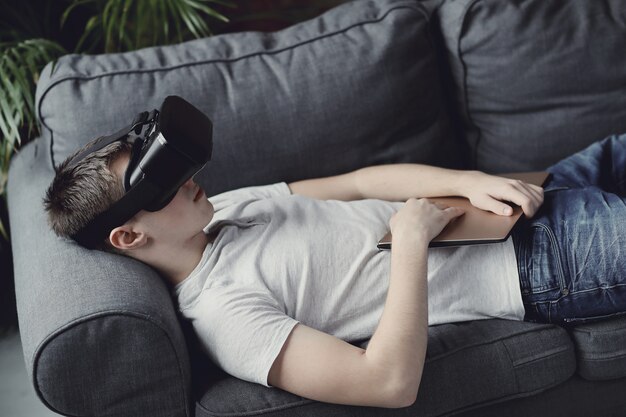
left=7, top=136, right=192, bottom=416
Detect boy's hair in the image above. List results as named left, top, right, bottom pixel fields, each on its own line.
left=44, top=139, right=133, bottom=253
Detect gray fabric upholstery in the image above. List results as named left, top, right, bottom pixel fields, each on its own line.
left=435, top=0, right=626, bottom=173
left=36, top=0, right=464, bottom=200
left=459, top=374, right=626, bottom=417
left=569, top=316, right=626, bottom=381
left=7, top=138, right=192, bottom=416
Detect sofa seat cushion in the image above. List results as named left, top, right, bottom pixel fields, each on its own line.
left=568, top=315, right=626, bottom=381
left=435, top=0, right=626, bottom=173
left=35, top=0, right=464, bottom=198
left=194, top=319, right=574, bottom=417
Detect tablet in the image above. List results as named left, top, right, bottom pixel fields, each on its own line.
left=377, top=171, right=551, bottom=249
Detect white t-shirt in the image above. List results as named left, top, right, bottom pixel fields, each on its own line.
left=174, top=182, right=524, bottom=388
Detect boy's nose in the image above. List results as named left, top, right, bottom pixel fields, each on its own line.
left=182, top=178, right=195, bottom=189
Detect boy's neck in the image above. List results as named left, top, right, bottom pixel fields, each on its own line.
left=149, top=231, right=215, bottom=285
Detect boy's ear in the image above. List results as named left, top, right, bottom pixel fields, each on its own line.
left=109, top=224, right=148, bottom=251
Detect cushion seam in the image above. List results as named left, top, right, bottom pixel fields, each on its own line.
left=499, top=339, right=520, bottom=393
left=457, top=0, right=483, bottom=169
left=425, top=324, right=560, bottom=362
left=510, top=346, right=572, bottom=367
left=572, top=325, right=626, bottom=335
left=196, top=398, right=315, bottom=417
left=578, top=351, right=626, bottom=362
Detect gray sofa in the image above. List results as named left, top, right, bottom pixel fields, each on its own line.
left=8, top=0, right=626, bottom=416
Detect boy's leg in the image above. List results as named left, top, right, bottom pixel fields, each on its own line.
left=512, top=133, right=626, bottom=325
left=543, top=133, right=626, bottom=194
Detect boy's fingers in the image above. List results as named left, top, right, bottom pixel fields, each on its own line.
left=480, top=195, right=514, bottom=215
left=518, top=183, right=543, bottom=213
left=520, top=182, right=544, bottom=205
left=446, top=207, right=465, bottom=217
left=527, top=185, right=544, bottom=203
left=509, top=183, right=541, bottom=216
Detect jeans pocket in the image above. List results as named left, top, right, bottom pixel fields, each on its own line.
left=525, top=223, right=568, bottom=298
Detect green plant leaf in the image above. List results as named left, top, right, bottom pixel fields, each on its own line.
left=165, top=0, right=185, bottom=43
left=5, top=58, right=34, bottom=137
left=0, top=106, right=14, bottom=147
left=205, top=0, right=236, bottom=9
left=75, top=15, right=101, bottom=53
left=0, top=94, right=21, bottom=147
left=118, top=0, right=132, bottom=47
left=102, top=0, right=119, bottom=52
left=179, top=2, right=210, bottom=38
left=61, top=0, right=96, bottom=29
left=187, top=0, right=230, bottom=23
left=0, top=37, right=65, bottom=162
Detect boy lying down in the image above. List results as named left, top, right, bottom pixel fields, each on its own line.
left=44, top=133, right=626, bottom=408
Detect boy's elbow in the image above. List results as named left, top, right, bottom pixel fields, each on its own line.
left=385, top=377, right=419, bottom=408
left=394, top=389, right=418, bottom=408
left=392, top=384, right=418, bottom=408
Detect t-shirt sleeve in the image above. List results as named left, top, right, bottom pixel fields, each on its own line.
left=208, top=182, right=292, bottom=212
left=185, top=284, right=299, bottom=388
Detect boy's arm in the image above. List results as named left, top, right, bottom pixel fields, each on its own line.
left=287, top=163, right=467, bottom=201
left=268, top=238, right=429, bottom=408
left=288, top=164, right=544, bottom=217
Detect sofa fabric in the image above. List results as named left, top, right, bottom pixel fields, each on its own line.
left=8, top=0, right=626, bottom=416
left=8, top=139, right=192, bottom=417
left=569, top=315, right=626, bottom=381
left=36, top=0, right=464, bottom=199
left=459, top=374, right=626, bottom=417
left=435, top=0, right=626, bottom=173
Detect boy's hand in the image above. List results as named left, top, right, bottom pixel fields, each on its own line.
left=459, top=171, right=545, bottom=218
left=390, top=198, right=465, bottom=245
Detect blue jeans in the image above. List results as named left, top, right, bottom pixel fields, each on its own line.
left=511, top=133, right=626, bottom=326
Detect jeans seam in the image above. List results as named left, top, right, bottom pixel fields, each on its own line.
left=517, top=229, right=528, bottom=293
left=548, top=302, right=552, bottom=322
left=530, top=283, right=626, bottom=307
left=566, top=282, right=626, bottom=296
left=525, top=299, right=562, bottom=306
left=524, top=286, right=560, bottom=295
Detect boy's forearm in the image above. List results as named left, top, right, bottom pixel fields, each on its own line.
left=355, top=163, right=471, bottom=201
left=363, top=238, right=429, bottom=406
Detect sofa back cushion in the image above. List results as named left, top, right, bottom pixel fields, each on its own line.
left=35, top=0, right=463, bottom=197
left=435, top=0, right=626, bottom=173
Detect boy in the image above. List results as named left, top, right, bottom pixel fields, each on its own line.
left=44, top=133, right=626, bottom=409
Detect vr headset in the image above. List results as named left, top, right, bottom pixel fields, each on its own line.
left=65, top=95, right=213, bottom=249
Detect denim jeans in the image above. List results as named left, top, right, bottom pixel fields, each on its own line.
left=511, top=133, right=626, bottom=326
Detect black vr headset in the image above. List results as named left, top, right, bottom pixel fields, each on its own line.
left=65, top=95, right=213, bottom=249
